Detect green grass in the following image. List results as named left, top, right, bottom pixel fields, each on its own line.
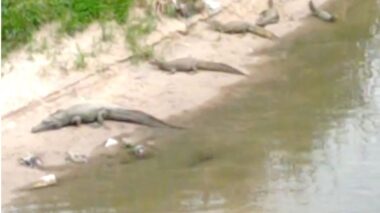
left=125, top=11, right=157, bottom=63
left=74, top=44, right=87, bottom=70
left=2, top=0, right=135, bottom=59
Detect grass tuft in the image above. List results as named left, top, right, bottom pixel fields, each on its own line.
left=125, top=10, right=157, bottom=63
left=74, top=44, right=87, bottom=70
left=2, top=0, right=134, bottom=59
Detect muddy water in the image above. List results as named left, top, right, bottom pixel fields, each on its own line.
left=5, top=0, right=380, bottom=212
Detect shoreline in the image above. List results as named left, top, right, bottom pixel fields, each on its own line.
left=1, top=0, right=333, bottom=205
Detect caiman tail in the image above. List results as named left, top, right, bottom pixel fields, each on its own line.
left=248, top=25, right=278, bottom=40
left=197, top=61, right=246, bottom=75
left=107, top=108, right=184, bottom=129
left=308, top=0, right=317, bottom=14
left=308, top=0, right=336, bottom=22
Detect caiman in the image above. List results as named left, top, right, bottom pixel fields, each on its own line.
left=31, top=104, right=183, bottom=133
left=256, top=0, right=279, bottom=27
left=309, top=0, right=336, bottom=22
left=209, top=20, right=278, bottom=40
left=150, top=57, right=246, bottom=76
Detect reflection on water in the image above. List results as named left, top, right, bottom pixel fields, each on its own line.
left=5, top=0, right=380, bottom=212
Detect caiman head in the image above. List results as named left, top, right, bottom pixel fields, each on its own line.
left=149, top=58, right=165, bottom=68
left=31, top=119, right=61, bottom=133
left=207, top=20, right=222, bottom=30
left=31, top=110, right=65, bottom=133
left=148, top=58, right=159, bottom=65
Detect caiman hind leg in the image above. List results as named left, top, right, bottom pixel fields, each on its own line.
left=92, top=109, right=110, bottom=129
left=71, top=115, right=101, bottom=128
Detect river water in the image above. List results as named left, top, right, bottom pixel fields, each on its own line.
left=5, top=0, right=380, bottom=212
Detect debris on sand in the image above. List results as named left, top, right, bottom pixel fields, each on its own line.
left=131, top=144, right=147, bottom=158
left=18, top=153, right=43, bottom=169
left=27, top=174, right=57, bottom=190
left=104, top=138, right=119, bottom=148
left=65, top=151, right=88, bottom=164
left=203, top=0, right=221, bottom=14
left=126, top=142, right=157, bottom=159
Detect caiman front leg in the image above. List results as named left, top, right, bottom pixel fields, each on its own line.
left=71, top=116, right=82, bottom=126
left=168, top=68, right=177, bottom=75
left=189, top=65, right=198, bottom=75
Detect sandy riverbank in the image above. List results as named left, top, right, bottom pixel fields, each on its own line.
left=1, top=0, right=333, bottom=205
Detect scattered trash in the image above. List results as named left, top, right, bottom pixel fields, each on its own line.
left=104, top=138, right=119, bottom=148
left=65, top=151, right=88, bottom=164
left=29, top=174, right=57, bottom=189
left=203, top=0, right=221, bottom=14
left=129, top=143, right=156, bottom=159
left=132, top=145, right=146, bottom=158
left=18, top=153, right=43, bottom=169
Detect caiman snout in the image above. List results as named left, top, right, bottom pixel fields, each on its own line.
left=31, top=125, right=44, bottom=133
left=31, top=121, right=60, bottom=133
left=148, top=59, right=160, bottom=66
left=31, top=124, right=47, bottom=133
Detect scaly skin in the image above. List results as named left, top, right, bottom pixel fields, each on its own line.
left=248, top=25, right=278, bottom=40
left=309, top=0, right=336, bottom=22
left=209, top=20, right=251, bottom=33
left=256, top=0, right=279, bottom=27
left=209, top=20, right=278, bottom=40
left=150, top=57, right=246, bottom=76
left=31, top=104, right=183, bottom=133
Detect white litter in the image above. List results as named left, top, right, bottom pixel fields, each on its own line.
left=30, top=174, right=57, bottom=189
left=105, top=138, right=119, bottom=147
left=203, top=0, right=221, bottom=13
left=41, top=174, right=56, bottom=183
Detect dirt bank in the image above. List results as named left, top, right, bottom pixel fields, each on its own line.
left=1, top=0, right=333, bottom=205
